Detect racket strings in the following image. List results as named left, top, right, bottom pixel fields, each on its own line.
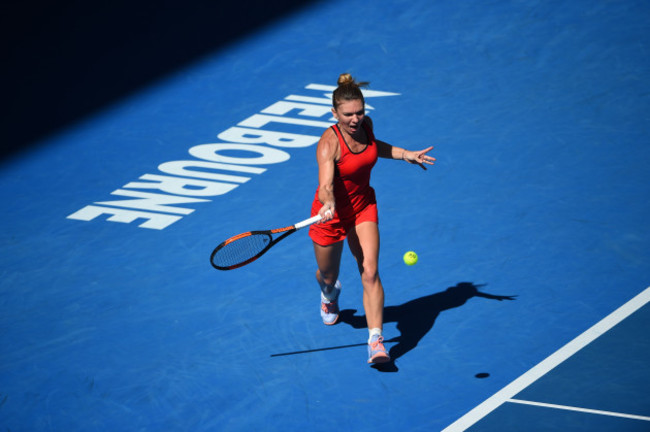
left=212, top=233, right=272, bottom=268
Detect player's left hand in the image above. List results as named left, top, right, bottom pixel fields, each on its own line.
left=404, top=146, right=435, bottom=170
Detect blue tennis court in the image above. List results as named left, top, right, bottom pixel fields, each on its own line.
left=2, top=1, right=649, bottom=430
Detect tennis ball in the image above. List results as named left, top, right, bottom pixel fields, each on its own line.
left=403, top=251, right=418, bottom=266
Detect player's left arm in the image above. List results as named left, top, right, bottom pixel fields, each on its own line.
left=369, top=117, right=436, bottom=170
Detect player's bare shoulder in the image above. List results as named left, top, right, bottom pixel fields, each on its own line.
left=317, top=127, right=340, bottom=162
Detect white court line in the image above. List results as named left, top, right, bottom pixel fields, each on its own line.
left=507, top=398, right=650, bottom=422
left=442, top=286, right=650, bottom=432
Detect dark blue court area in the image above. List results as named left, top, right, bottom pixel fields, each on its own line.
left=2, top=1, right=649, bottom=431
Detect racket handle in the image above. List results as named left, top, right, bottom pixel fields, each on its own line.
left=295, top=214, right=322, bottom=229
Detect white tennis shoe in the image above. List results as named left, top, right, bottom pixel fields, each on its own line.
left=320, top=280, right=341, bottom=325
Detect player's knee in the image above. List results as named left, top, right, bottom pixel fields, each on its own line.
left=360, top=265, right=379, bottom=286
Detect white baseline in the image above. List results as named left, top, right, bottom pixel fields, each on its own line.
left=443, top=286, right=650, bottom=431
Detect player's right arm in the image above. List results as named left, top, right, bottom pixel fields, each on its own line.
left=316, top=128, right=339, bottom=222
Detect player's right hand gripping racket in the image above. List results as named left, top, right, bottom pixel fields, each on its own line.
left=210, top=214, right=322, bottom=270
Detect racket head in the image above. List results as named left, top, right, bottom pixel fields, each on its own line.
left=210, top=231, right=275, bottom=270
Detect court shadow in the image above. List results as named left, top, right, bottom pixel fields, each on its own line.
left=1, top=0, right=320, bottom=159
left=338, top=282, right=516, bottom=372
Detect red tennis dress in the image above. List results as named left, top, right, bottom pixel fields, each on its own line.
left=309, top=121, right=379, bottom=246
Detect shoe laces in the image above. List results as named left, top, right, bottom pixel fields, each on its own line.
left=321, top=299, right=338, bottom=314
left=370, top=336, right=386, bottom=351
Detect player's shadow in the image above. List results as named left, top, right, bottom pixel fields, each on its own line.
left=338, top=282, right=516, bottom=372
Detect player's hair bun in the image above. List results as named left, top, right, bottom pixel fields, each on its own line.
left=333, top=73, right=369, bottom=108
left=337, top=73, right=369, bottom=88
left=337, top=73, right=355, bottom=86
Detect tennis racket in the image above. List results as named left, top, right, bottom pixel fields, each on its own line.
left=210, top=214, right=323, bottom=270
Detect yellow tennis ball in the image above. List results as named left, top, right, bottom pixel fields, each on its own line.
left=403, top=251, right=418, bottom=266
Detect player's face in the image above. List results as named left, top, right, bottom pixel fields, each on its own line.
left=333, top=99, right=365, bottom=136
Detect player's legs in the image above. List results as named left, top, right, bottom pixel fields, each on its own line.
left=346, top=221, right=383, bottom=330
left=313, top=240, right=344, bottom=293
left=313, top=240, right=344, bottom=325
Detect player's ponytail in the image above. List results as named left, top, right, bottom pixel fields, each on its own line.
left=332, top=73, right=369, bottom=108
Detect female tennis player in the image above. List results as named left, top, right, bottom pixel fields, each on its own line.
left=309, top=73, right=435, bottom=364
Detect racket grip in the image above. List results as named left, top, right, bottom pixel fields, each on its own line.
left=295, top=214, right=322, bottom=229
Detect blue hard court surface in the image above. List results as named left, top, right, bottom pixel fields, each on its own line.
left=1, top=1, right=650, bottom=431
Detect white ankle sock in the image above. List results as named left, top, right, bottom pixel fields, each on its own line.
left=368, top=328, right=382, bottom=343
left=319, top=279, right=339, bottom=302
left=321, top=286, right=337, bottom=302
